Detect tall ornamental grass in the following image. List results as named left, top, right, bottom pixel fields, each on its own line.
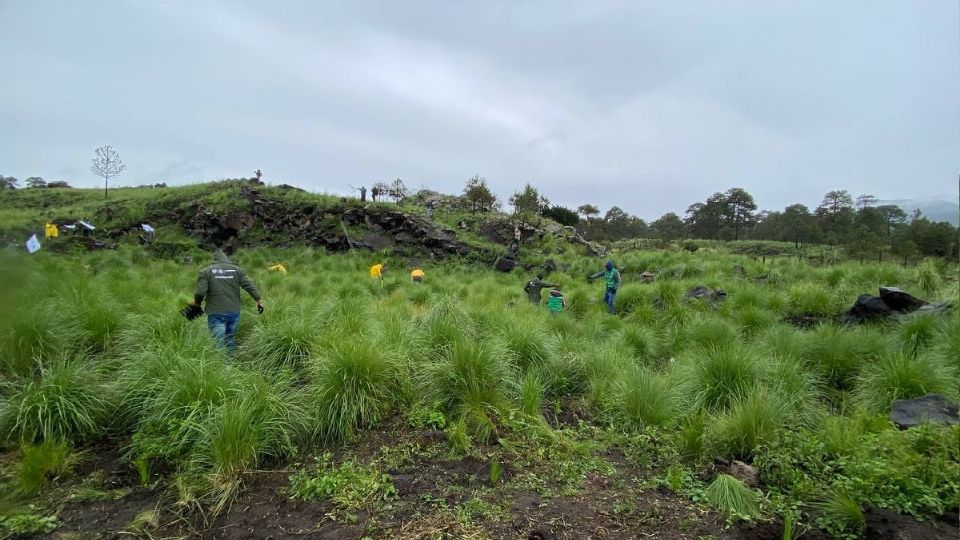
left=0, top=355, right=112, bottom=445
left=308, top=339, right=400, bottom=442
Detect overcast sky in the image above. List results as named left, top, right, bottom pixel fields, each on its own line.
left=1, top=1, right=957, bottom=219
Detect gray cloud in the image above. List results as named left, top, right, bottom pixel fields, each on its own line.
left=1, top=0, right=956, bottom=219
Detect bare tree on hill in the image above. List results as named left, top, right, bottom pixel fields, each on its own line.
left=91, top=145, right=126, bottom=198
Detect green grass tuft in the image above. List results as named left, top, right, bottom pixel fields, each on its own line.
left=703, top=473, right=760, bottom=521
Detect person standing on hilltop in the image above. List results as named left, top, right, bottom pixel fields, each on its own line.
left=524, top=273, right=556, bottom=304
left=589, top=260, right=621, bottom=314
left=190, top=248, right=263, bottom=355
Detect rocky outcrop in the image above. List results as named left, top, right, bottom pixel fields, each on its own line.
left=495, top=256, right=519, bottom=273
left=685, top=285, right=727, bottom=302
left=479, top=217, right=604, bottom=257
left=890, top=395, right=959, bottom=429
left=146, top=184, right=478, bottom=259
left=842, top=286, right=944, bottom=324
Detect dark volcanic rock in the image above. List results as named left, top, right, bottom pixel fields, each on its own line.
left=843, top=287, right=933, bottom=324
left=155, top=195, right=475, bottom=259
left=890, top=395, right=959, bottom=429
left=495, top=256, right=518, bottom=273
left=685, top=285, right=726, bottom=302
left=879, top=287, right=927, bottom=313
left=843, top=294, right=893, bottom=323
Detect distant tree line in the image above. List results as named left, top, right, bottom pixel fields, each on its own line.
left=475, top=177, right=956, bottom=261
left=0, top=175, right=72, bottom=189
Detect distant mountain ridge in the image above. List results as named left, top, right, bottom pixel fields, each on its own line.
left=875, top=198, right=958, bottom=226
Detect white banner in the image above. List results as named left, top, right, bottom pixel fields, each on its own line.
left=26, top=234, right=41, bottom=254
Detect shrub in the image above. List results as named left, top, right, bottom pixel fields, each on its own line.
left=734, top=306, right=777, bottom=338
left=518, top=370, right=545, bottom=418
left=709, top=386, right=786, bottom=460
left=897, top=313, right=942, bottom=357
left=703, top=473, right=760, bottom=521
left=128, top=355, right=240, bottom=461
left=242, top=306, right=319, bottom=369
left=686, top=316, right=739, bottom=350
left=932, top=316, right=960, bottom=372
left=786, top=284, right=838, bottom=317
left=615, top=326, right=657, bottom=365
left=855, top=353, right=958, bottom=413
left=422, top=338, right=515, bottom=439
left=915, top=261, right=942, bottom=296
left=804, top=325, right=890, bottom=390
left=613, top=284, right=648, bottom=314
left=815, top=490, right=864, bottom=538
left=611, top=367, right=676, bottom=429
left=0, top=307, right=67, bottom=379
left=309, top=340, right=399, bottom=442
left=498, top=317, right=554, bottom=371
left=0, top=357, right=110, bottom=444
left=678, top=346, right=761, bottom=411
left=676, top=412, right=707, bottom=461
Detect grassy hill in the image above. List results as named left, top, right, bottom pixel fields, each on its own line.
left=0, top=181, right=958, bottom=539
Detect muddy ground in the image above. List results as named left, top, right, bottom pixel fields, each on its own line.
left=7, top=414, right=958, bottom=540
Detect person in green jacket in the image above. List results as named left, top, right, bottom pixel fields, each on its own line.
left=545, top=286, right=566, bottom=315
left=589, top=260, right=621, bottom=314
left=190, top=249, right=263, bottom=354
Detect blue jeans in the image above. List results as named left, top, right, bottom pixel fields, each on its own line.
left=207, top=312, right=240, bottom=355
left=603, top=288, right=617, bottom=314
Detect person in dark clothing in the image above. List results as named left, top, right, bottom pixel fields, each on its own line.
left=524, top=273, right=556, bottom=304
left=190, top=249, right=263, bottom=354
left=359, top=186, right=367, bottom=202
left=371, top=186, right=380, bottom=202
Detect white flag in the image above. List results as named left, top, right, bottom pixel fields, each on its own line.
left=26, top=234, right=41, bottom=254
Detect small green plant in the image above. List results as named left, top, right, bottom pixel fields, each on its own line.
left=815, top=490, right=864, bottom=538
left=288, top=453, right=397, bottom=511
left=407, top=403, right=447, bottom=430
left=703, top=473, right=760, bottom=521
left=677, top=413, right=707, bottom=461
left=132, top=455, right=151, bottom=486
left=489, top=455, right=502, bottom=485
left=519, top=370, right=545, bottom=418
left=0, top=507, right=59, bottom=535
left=13, top=439, right=73, bottom=496
left=446, top=417, right=472, bottom=455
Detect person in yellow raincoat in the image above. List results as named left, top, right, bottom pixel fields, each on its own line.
left=410, top=268, right=425, bottom=283
left=369, top=263, right=387, bottom=286
left=44, top=222, right=59, bottom=239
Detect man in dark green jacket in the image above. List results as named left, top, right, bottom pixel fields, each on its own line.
left=191, top=249, right=263, bottom=354
left=524, top=273, right=556, bottom=304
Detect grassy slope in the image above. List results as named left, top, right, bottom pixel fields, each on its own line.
left=0, top=185, right=958, bottom=538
